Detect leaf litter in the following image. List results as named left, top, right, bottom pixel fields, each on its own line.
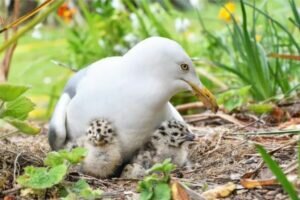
left=0, top=109, right=299, bottom=199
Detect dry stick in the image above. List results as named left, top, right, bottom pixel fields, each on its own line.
left=0, top=130, right=19, bottom=140
left=1, top=186, right=22, bottom=195
left=0, top=0, right=54, bottom=33
left=0, top=0, right=19, bottom=81
left=239, top=129, right=300, bottom=136
left=283, top=160, right=298, bottom=175
left=0, top=0, right=65, bottom=53
left=13, top=151, right=22, bottom=185
left=243, top=139, right=298, bottom=179
left=203, top=131, right=224, bottom=156
left=176, top=102, right=204, bottom=112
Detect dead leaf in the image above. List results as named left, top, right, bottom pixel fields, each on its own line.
left=4, top=196, right=16, bottom=200
left=240, top=178, right=278, bottom=189
left=202, top=182, right=236, bottom=200
left=268, top=53, right=300, bottom=61
left=171, top=181, right=190, bottom=200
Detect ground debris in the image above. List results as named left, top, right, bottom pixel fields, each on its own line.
left=0, top=120, right=298, bottom=199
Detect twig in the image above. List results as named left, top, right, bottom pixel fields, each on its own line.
left=242, top=139, right=298, bottom=179
left=176, top=102, right=204, bottom=112
left=0, top=130, right=19, bottom=140
left=203, top=131, right=224, bottom=156
left=111, top=177, right=140, bottom=182
left=284, top=161, right=298, bottom=175
left=13, top=151, right=22, bottom=185
left=1, top=186, right=22, bottom=195
left=235, top=129, right=300, bottom=136
left=51, top=59, right=77, bottom=72
left=0, top=0, right=65, bottom=52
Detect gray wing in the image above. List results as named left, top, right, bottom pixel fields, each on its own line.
left=48, top=68, right=87, bottom=150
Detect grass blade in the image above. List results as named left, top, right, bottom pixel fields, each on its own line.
left=256, top=144, right=299, bottom=200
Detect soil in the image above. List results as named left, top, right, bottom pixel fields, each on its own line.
left=0, top=111, right=299, bottom=200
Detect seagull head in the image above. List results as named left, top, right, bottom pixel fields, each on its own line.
left=124, top=37, right=218, bottom=113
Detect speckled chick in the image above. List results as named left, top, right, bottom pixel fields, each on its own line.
left=122, top=120, right=195, bottom=178
left=77, top=119, right=122, bottom=178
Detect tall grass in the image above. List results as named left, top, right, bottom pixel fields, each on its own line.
left=198, top=0, right=299, bottom=101
left=256, top=144, right=299, bottom=200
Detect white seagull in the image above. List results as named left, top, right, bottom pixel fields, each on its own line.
left=48, top=37, right=218, bottom=161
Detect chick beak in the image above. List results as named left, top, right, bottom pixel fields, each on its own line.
left=186, top=81, right=218, bottom=113
left=185, top=132, right=196, bottom=141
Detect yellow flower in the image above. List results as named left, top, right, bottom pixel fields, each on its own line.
left=255, top=34, right=262, bottom=42
left=218, top=2, right=236, bottom=22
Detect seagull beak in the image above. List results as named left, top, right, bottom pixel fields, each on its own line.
left=186, top=80, right=219, bottom=113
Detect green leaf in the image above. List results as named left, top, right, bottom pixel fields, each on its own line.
left=45, top=147, right=87, bottom=167
left=17, top=164, right=67, bottom=189
left=140, top=189, right=154, bottom=200
left=148, top=159, right=175, bottom=174
left=4, top=118, right=40, bottom=135
left=59, top=147, right=88, bottom=164
left=44, top=151, right=65, bottom=167
left=153, top=182, right=171, bottom=200
left=256, top=145, right=299, bottom=200
left=247, top=104, right=274, bottom=115
left=1, top=97, right=35, bottom=120
left=0, top=84, right=29, bottom=101
left=71, top=180, right=102, bottom=200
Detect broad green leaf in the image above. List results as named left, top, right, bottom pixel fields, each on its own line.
left=0, top=84, right=29, bottom=101
left=70, top=180, right=102, bottom=200
left=4, top=118, right=40, bottom=135
left=59, top=147, right=88, bottom=164
left=140, top=190, right=154, bottom=200
left=153, top=182, right=171, bottom=200
left=148, top=159, right=175, bottom=174
left=80, top=187, right=102, bottom=200
left=256, top=145, right=299, bottom=200
left=44, top=151, right=65, bottom=167
left=45, top=147, right=87, bottom=167
left=17, top=164, right=67, bottom=189
left=247, top=104, right=274, bottom=115
left=72, top=179, right=90, bottom=193
left=1, top=97, right=35, bottom=120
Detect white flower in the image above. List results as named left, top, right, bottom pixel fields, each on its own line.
left=189, top=0, right=203, bottom=10
left=175, top=18, right=191, bottom=33
left=130, top=13, right=139, bottom=29
left=113, top=44, right=128, bottom=54
left=124, top=33, right=139, bottom=47
left=111, top=0, right=125, bottom=12
left=43, top=77, right=52, bottom=85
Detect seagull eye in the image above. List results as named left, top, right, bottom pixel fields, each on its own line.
left=180, top=64, right=189, bottom=71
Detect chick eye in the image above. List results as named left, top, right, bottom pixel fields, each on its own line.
left=180, top=63, right=189, bottom=71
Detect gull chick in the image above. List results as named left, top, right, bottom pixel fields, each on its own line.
left=122, top=120, right=195, bottom=178
left=77, top=119, right=122, bottom=178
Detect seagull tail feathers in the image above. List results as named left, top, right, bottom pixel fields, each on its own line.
left=48, top=93, right=71, bottom=150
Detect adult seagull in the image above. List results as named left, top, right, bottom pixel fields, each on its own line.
left=49, top=37, right=218, bottom=161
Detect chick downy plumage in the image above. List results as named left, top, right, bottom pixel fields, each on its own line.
left=77, top=119, right=122, bottom=178
left=121, top=120, right=195, bottom=178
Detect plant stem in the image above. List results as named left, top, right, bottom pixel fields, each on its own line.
left=0, top=130, right=19, bottom=140
left=0, top=0, right=64, bottom=53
